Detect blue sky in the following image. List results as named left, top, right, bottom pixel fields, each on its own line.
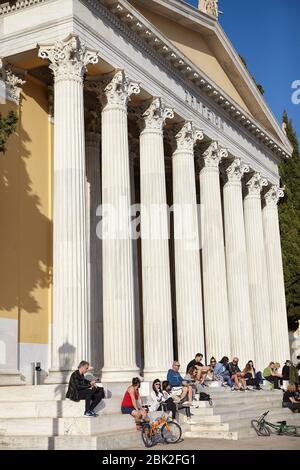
left=186, top=0, right=300, bottom=140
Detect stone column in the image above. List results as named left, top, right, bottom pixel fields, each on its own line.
left=100, top=70, right=140, bottom=381
left=129, top=152, right=142, bottom=370
left=140, top=98, right=174, bottom=380
left=263, top=185, right=290, bottom=363
left=0, top=62, right=26, bottom=385
left=38, top=35, right=98, bottom=382
left=222, top=158, right=255, bottom=365
left=172, top=122, right=205, bottom=368
left=244, top=173, right=272, bottom=370
left=199, top=141, right=230, bottom=361
left=84, top=98, right=102, bottom=376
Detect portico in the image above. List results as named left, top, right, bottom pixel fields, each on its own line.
left=0, top=0, right=291, bottom=384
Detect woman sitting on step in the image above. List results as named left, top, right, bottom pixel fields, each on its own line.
left=162, top=381, right=195, bottom=424
left=242, top=361, right=262, bottom=390
left=121, top=377, right=148, bottom=429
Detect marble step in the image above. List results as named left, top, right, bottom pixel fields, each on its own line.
left=183, top=429, right=238, bottom=440
left=0, top=429, right=141, bottom=450
left=213, top=402, right=283, bottom=414
left=183, top=422, right=230, bottom=432
left=0, top=385, right=68, bottom=401
left=0, top=414, right=135, bottom=436
left=0, top=398, right=125, bottom=418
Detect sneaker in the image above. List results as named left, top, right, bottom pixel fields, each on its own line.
left=89, top=410, right=98, bottom=417
left=186, top=418, right=196, bottom=425
left=84, top=411, right=94, bottom=417
left=181, top=401, right=192, bottom=406
left=231, top=386, right=236, bottom=391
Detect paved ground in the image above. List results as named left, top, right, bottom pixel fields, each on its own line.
left=129, top=435, right=300, bottom=450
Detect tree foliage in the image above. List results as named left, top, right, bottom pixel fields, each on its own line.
left=278, top=112, right=300, bottom=331
left=0, top=110, right=18, bottom=153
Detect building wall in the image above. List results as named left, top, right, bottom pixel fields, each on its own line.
left=0, top=75, right=52, bottom=382
left=132, top=5, right=252, bottom=115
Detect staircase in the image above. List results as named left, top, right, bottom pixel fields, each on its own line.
left=0, top=383, right=299, bottom=449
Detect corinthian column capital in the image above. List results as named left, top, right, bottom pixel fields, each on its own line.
left=245, top=172, right=268, bottom=196
left=223, top=158, right=250, bottom=183
left=264, top=185, right=285, bottom=207
left=100, top=70, right=140, bottom=108
left=142, top=97, right=174, bottom=131
left=202, top=141, right=228, bottom=168
left=0, top=59, right=26, bottom=104
left=174, top=121, right=204, bottom=153
left=38, top=34, right=99, bottom=83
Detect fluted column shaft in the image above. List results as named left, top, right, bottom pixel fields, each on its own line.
left=85, top=107, right=102, bottom=375
left=172, top=122, right=205, bottom=368
left=263, top=186, right=290, bottom=363
left=223, top=159, right=254, bottom=365
left=39, top=35, right=98, bottom=380
left=140, top=98, right=174, bottom=380
left=101, top=71, right=140, bottom=381
left=244, top=173, right=272, bottom=370
left=199, top=142, right=231, bottom=360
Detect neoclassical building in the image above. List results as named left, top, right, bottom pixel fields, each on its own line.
left=0, top=0, right=292, bottom=384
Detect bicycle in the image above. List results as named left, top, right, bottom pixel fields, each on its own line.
left=140, top=406, right=182, bottom=447
left=251, top=410, right=300, bottom=437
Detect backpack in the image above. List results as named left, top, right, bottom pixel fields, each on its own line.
left=199, top=392, right=210, bottom=401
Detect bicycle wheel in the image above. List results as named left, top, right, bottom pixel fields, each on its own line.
left=161, top=421, right=182, bottom=443
left=141, top=423, right=154, bottom=448
left=281, top=426, right=300, bottom=437
left=251, top=420, right=270, bottom=436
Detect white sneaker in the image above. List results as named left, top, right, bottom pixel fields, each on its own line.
left=186, top=418, right=196, bottom=425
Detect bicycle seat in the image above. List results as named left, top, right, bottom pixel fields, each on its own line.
left=276, top=421, right=287, bottom=425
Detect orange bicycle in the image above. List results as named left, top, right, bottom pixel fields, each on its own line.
left=140, top=408, right=182, bottom=447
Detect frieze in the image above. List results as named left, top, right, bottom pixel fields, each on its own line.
left=185, top=90, right=224, bottom=131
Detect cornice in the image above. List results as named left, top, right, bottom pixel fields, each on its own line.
left=97, top=0, right=291, bottom=159
left=0, top=0, right=46, bottom=16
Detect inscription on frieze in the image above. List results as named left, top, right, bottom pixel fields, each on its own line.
left=185, top=90, right=224, bottom=131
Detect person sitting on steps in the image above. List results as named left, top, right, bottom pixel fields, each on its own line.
left=167, top=361, right=193, bottom=405
left=66, top=360, right=104, bottom=417
left=186, top=353, right=210, bottom=385
left=228, top=357, right=247, bottom=391
left=282, top=384, right=300, bottom=413
left=162, top=381, right=195, bottom=425
left=214, top=356, right=234, bottom=389
left=121, top=377, right=148, bottom=429
left=263, top=362, right=280, bottom=389
left=242, top=360, right=262, bottom=390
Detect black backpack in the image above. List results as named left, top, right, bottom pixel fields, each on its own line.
left=199, top=392, right=210, bottom=401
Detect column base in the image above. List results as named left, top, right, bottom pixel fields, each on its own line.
left=44, top=369, right=73, bottom=384
left=101, top=368, right=140, bottom=383
left=0, top=369, right=25, bottom=386
left=143, top=369, right=169, bottom=382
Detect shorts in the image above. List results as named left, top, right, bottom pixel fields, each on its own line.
left=121, top=406, right=135, bottom=415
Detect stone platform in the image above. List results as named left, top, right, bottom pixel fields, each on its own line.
left=0, top=383, right=299, bottom=449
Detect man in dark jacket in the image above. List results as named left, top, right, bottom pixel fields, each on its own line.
left=66, top=361, right=104, bottom=417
